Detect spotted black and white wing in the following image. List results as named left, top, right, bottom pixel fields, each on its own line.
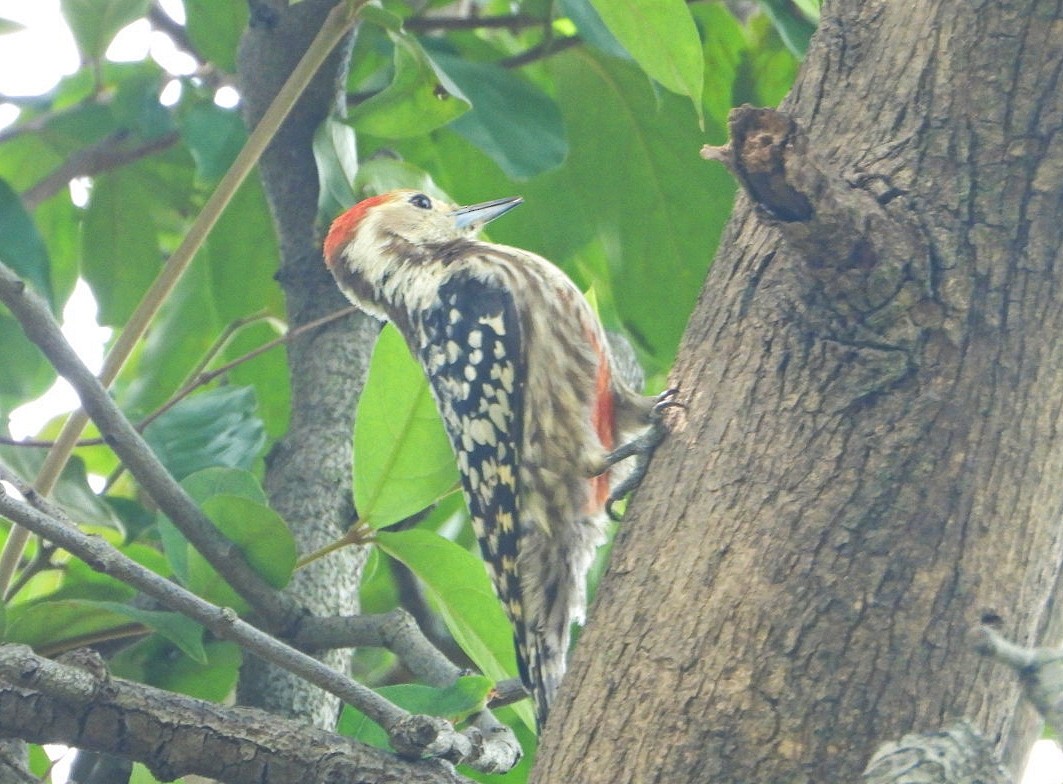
left=414, top=268, right=530, bottom=684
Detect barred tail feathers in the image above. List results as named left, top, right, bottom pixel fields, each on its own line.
left=518, top=508, right=608, bottom=727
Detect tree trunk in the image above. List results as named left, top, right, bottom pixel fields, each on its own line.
left=236, top=0, right=375, bottom=728
left=533, top=1, right=1063, bottom=781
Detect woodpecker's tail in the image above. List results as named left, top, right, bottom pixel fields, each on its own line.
left=521, top=620, right=569, bottom=729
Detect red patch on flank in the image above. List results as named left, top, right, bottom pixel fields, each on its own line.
left=323, top=194, right=391, bottom=267
left=589, top=332, right=615, bottom=512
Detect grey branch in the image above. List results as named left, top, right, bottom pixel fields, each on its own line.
left=0, top=259, right=295, bottom=624
left=0, top=487, right=520, bottom=772
left=0, top=644, right=471, bottom=784
left=974, top=624, right=1063, bottom=735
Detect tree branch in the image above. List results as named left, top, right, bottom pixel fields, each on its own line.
left=0, top=645, right=472, bottom=784
left=0, top=488, right=520, bottom=772
left=21, top=130, right=180, bottom=210
left=405, top=14, right=541, bottom=31
left=0, top=260, right=295, bottom=620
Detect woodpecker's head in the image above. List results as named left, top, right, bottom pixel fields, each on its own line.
left=324, top=189, right=523, bottom=270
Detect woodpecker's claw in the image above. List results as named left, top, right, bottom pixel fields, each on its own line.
left=651, top=387, right=685, bottom=417
left=603, top=388, right=682, bottom=521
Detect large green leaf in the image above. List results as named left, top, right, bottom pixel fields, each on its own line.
left=0, top=179, right=53, bottom=306
left=336, top=675, right=493, bottom=748
left=354, top=324, right=459, bottom=529
left=91, top=601, right=207, bottom=663
left=81, top=169, right=161, bottom=326
left=585, top=0, right=704, bottom=122
left=178, top=102, right=247, bottom=182
left=349, top=32, right=470, bottom=138
left=157, top=467, right=267, bottom=586
left=184, top=0, right=248, bottom=73
left=429, top=51, right=567, bottom=180
left=181, top=466, right=269, bottom=505
left=543, top=50, right=734, bottom=367
left=559, top=0, right=629, bottom=60
left=142, top=386, right=266, bottom=481
left=60, top=0, right=150, bottom=60
left=1, top=598, right=120, bottom=648
left=351, top=158, right=443, bottom=202
left=184, top=494, right=296, bottom=610
left=110, top=635, right=241, bottom=701
left=376, top=528, right=535, bottom=731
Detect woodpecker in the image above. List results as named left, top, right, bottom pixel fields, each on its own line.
left=324, top=190, right=674, bottom=726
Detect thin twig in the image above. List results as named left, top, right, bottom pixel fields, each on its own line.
left=498, top=34, right=580, bottom=69
left=22, top=131, right=180, bottom=210
left=0, top=305, right=358, bottom=451
left=405, top=14, right=541, bottom=31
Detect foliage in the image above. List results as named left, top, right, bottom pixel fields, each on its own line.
left=0, top=1, right=804, bottom=781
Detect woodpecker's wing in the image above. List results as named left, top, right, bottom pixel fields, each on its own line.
left=414, top=268, right=530, bottom=680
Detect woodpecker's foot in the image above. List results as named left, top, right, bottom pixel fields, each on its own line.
left=603, top=388, right=681, bottom=520
left=604, top=424, right=667, bottom=520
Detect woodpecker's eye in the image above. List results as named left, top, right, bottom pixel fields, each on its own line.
left=409, top=193, right=432, bottom=210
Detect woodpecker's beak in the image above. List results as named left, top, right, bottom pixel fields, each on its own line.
left=451, top=196, right=523, bottom=230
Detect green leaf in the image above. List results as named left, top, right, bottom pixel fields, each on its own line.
left=111, top=64, right=175, bottom=139
left=559, top=0, right=629, bottom=60
left=159, top=468, right=270, bottom=586
left=348, top=32, right=470, bottom=138
left=0, top=178, right=53, bottom=306
left=181, top=466, right=269, bottom=505
left=4, top=598, right=138, bottom=649
left=142, top=386, right=266, bottom=481
left=110, top=635, right=241, bottom=701
left=739, top=13, right=801, bottom=107
left=179, top=102, right=247, bottom=182
left=429, top=51, right=567, bottom=180
left=547, top=51, right=734, bottom=367
left=0, top=449, right=121, bottom=530
left=693, top=3, right=747, bottom=131
left=92, top=601, right=207, bottom=663
left=354, top=324, right=459, bottom=529
left=184, top=495, right=296, bottom=610
left=203, top=177, right=283, bottom=323
left=81, top=170, right=160, bottom=326
left=314, top=117, right=359, bottom=217
left=757, top=0, right=817, bottom=58
left=351, top=158, right=443, bottom=202
left=586, top=0, right=704, bottom=123
left=376, top=528, right=536, bottom=732
left=184, top=0, right=248, bottom=73
left=0, top=311, right=55, bottom=413
left=60, top=0, right=150, bottom=60
left=336, top=675, right=493, bottom=747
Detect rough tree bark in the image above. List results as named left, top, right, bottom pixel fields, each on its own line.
left=236, top=0, right=375, bottom=727
left=533, top=1, right=1063, bottom=782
